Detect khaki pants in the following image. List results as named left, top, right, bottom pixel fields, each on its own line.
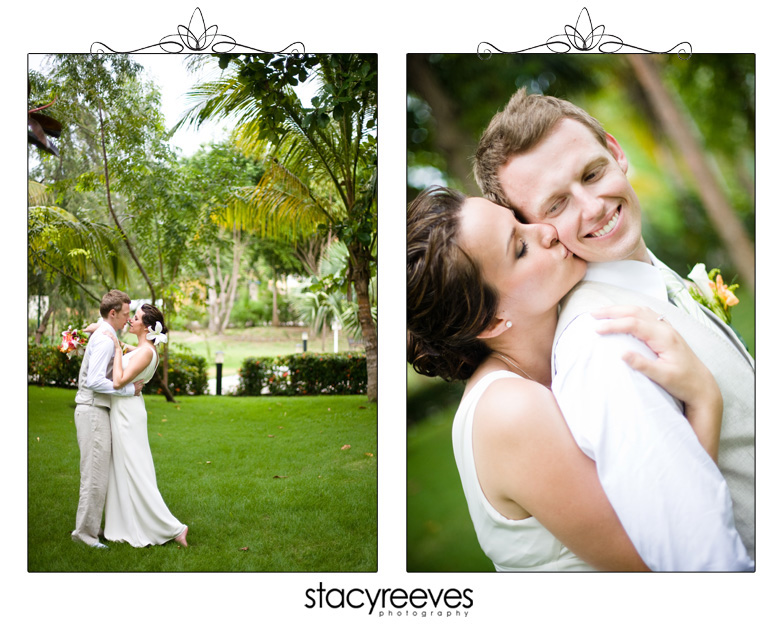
left=72, top=404, right=111, bottom=545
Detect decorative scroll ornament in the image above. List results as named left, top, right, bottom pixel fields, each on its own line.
left=91, top=7, right=304, bottom=54
left=478, top=8, right=691, bottom=58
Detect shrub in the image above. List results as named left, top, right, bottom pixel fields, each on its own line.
left=235, top=356, right=284, bottom=396
left=237, top=352, right=367, bottom=396
left=28, top=342, right=209, bottom=396
left=229, top=297, right=272, bottom=327
left=228, top=292, right=299, bottom=328
left=28, top=341, right=82, bottom=388
left=145, top=346, right=209, bottom=396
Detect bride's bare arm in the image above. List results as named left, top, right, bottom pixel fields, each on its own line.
left=102, top=330, right=153, bottom=389
left=592, top=306, right=722, bottom=462
left=473, top=379, right=649, bottom=571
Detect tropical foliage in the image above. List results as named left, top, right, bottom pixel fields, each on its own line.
left=408, top=53, right=754, bottom=294
left=178, top=53, right=378, bottom=400
left=28, top=52, right=378, bottom=402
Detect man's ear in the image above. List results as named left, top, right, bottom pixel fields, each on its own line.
left=605, top=133, right=628, bottom=174
left=477, top=317, right=510, bottom=340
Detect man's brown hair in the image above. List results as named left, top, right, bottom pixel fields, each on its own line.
left=99, top=289, right=131, bottom=318
left=473, top=88, right=607, bottom=206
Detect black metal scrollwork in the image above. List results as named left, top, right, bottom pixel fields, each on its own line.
left=478, top=8, right=692, bottom=58
left=91, top=7, right=305, bottom=54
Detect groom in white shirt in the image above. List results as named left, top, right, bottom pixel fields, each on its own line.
left=71, top=290, right=142, bottom=548
left=474, top=89, right=754, bottom=571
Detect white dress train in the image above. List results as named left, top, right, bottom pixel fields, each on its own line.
left=104, top=346, right=186, bottom=547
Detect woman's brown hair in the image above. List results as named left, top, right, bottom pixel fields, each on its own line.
left=139, top=303, right=168, bottom=335
left=407, top=187, right=499, bottom=381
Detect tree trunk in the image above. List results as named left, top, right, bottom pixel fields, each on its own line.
left=34, top=305, right=54, bottom=345
left=98, top=103, right=175, bottom=402
left=628, top=55, right=755, bottom=291
left=206, top=246, right=228, bottom=334
left=206, top=233, right=244, bottom=334
left=218, top=228, right=243, bottom=333
left=97, top=103, right=158, bottom=302
left=206, top=255, right=221, bottom=334
left=149, top=367, right=175, bottom=402
left=351, top=251, right=377, bottom=402
left=206, top=270, right=219, bottom=334
left=271, top=272, right=280, bottom=327
left=407, top=56, right=481, bottom=195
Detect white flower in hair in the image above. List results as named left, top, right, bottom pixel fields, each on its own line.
left=146, top=321, right=168, bottom=345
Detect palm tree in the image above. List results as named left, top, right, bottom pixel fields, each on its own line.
left=292, top=239, right=377, bottom=351
left=28, top=182, right=130, bottom=301
left=177, top=53, right=378, bottom=401
left=28, top=180, right=130, bottom=341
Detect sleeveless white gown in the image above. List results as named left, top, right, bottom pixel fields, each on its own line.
left=104, top=346, right=187, bottom=547
left=452, top=370, right=594, bottom=571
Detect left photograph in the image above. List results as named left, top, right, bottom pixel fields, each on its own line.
left=27, top=52, right=378, bottom=571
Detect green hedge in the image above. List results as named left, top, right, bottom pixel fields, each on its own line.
left=28, top=342, right=209, bottom=396
left=145, top=347, right=209, bottom=396
left=237, top=352, right=367, bottom=396
left=28, top=342, right=82, bottom=388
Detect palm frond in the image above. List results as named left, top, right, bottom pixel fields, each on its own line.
left=28, top=180, right=51, bottom=206
left=28, top=205, right=129, bottom=285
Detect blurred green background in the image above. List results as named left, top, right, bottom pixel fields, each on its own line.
left=406, top=54, right=755, bottom=572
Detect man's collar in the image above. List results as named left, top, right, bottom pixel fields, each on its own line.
left=583, top=249, right=668, bottom=301
left=99, top=319, right=118, bottom=336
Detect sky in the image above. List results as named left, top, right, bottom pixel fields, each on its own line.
left=131, top=53, right=228, bottom=155
left=137, top=54, right=319, bottom=156
left=31, top=53, right=321, bottom=157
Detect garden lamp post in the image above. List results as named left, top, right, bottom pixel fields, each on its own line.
left=302, top=331, right=308, bottom=353
left=215, top=351, right=224, bottom=396
left=332, top=319, right=342, bottom=353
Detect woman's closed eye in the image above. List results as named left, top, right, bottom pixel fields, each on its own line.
left=516, top=240, right=528, bottom=259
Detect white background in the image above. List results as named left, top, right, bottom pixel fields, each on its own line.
left=5, top=1, right=782, bottom=624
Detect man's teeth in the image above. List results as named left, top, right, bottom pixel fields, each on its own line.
left=588, top=210, right=619, bottom=237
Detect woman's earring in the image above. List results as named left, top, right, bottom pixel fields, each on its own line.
left=505, top=321, right=512, bottom=328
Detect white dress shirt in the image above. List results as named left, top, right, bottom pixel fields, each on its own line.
left=551, top=256, right=753, bottom=571
left=83, top=321, right=135, bottom=397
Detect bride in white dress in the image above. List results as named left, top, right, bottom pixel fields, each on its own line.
left=102, top=304, right=188, bottom=548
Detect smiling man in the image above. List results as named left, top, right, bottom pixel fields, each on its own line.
left=474, top=89, right=755, bottom=569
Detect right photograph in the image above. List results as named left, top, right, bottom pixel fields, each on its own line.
left=406, top=53, right=755, bottom=572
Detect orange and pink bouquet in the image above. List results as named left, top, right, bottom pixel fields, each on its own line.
left=59, top=326, right=89, bottom=360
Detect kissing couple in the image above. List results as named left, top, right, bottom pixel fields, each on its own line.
left=407, top=89, right=754, bottom=571
left=71, top=289, right=188, bottom=549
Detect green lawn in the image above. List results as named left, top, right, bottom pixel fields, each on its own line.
left=168, top=326, right=358, bottom=378
left=407, top=370, right=493, bottom=572
left=28, top=386, right=377, bottom=572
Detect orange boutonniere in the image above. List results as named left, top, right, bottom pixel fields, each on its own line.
left=687, top=263, right=740, bottom=324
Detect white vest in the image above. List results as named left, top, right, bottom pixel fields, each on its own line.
left=74, top=330, right=112, bottom=409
